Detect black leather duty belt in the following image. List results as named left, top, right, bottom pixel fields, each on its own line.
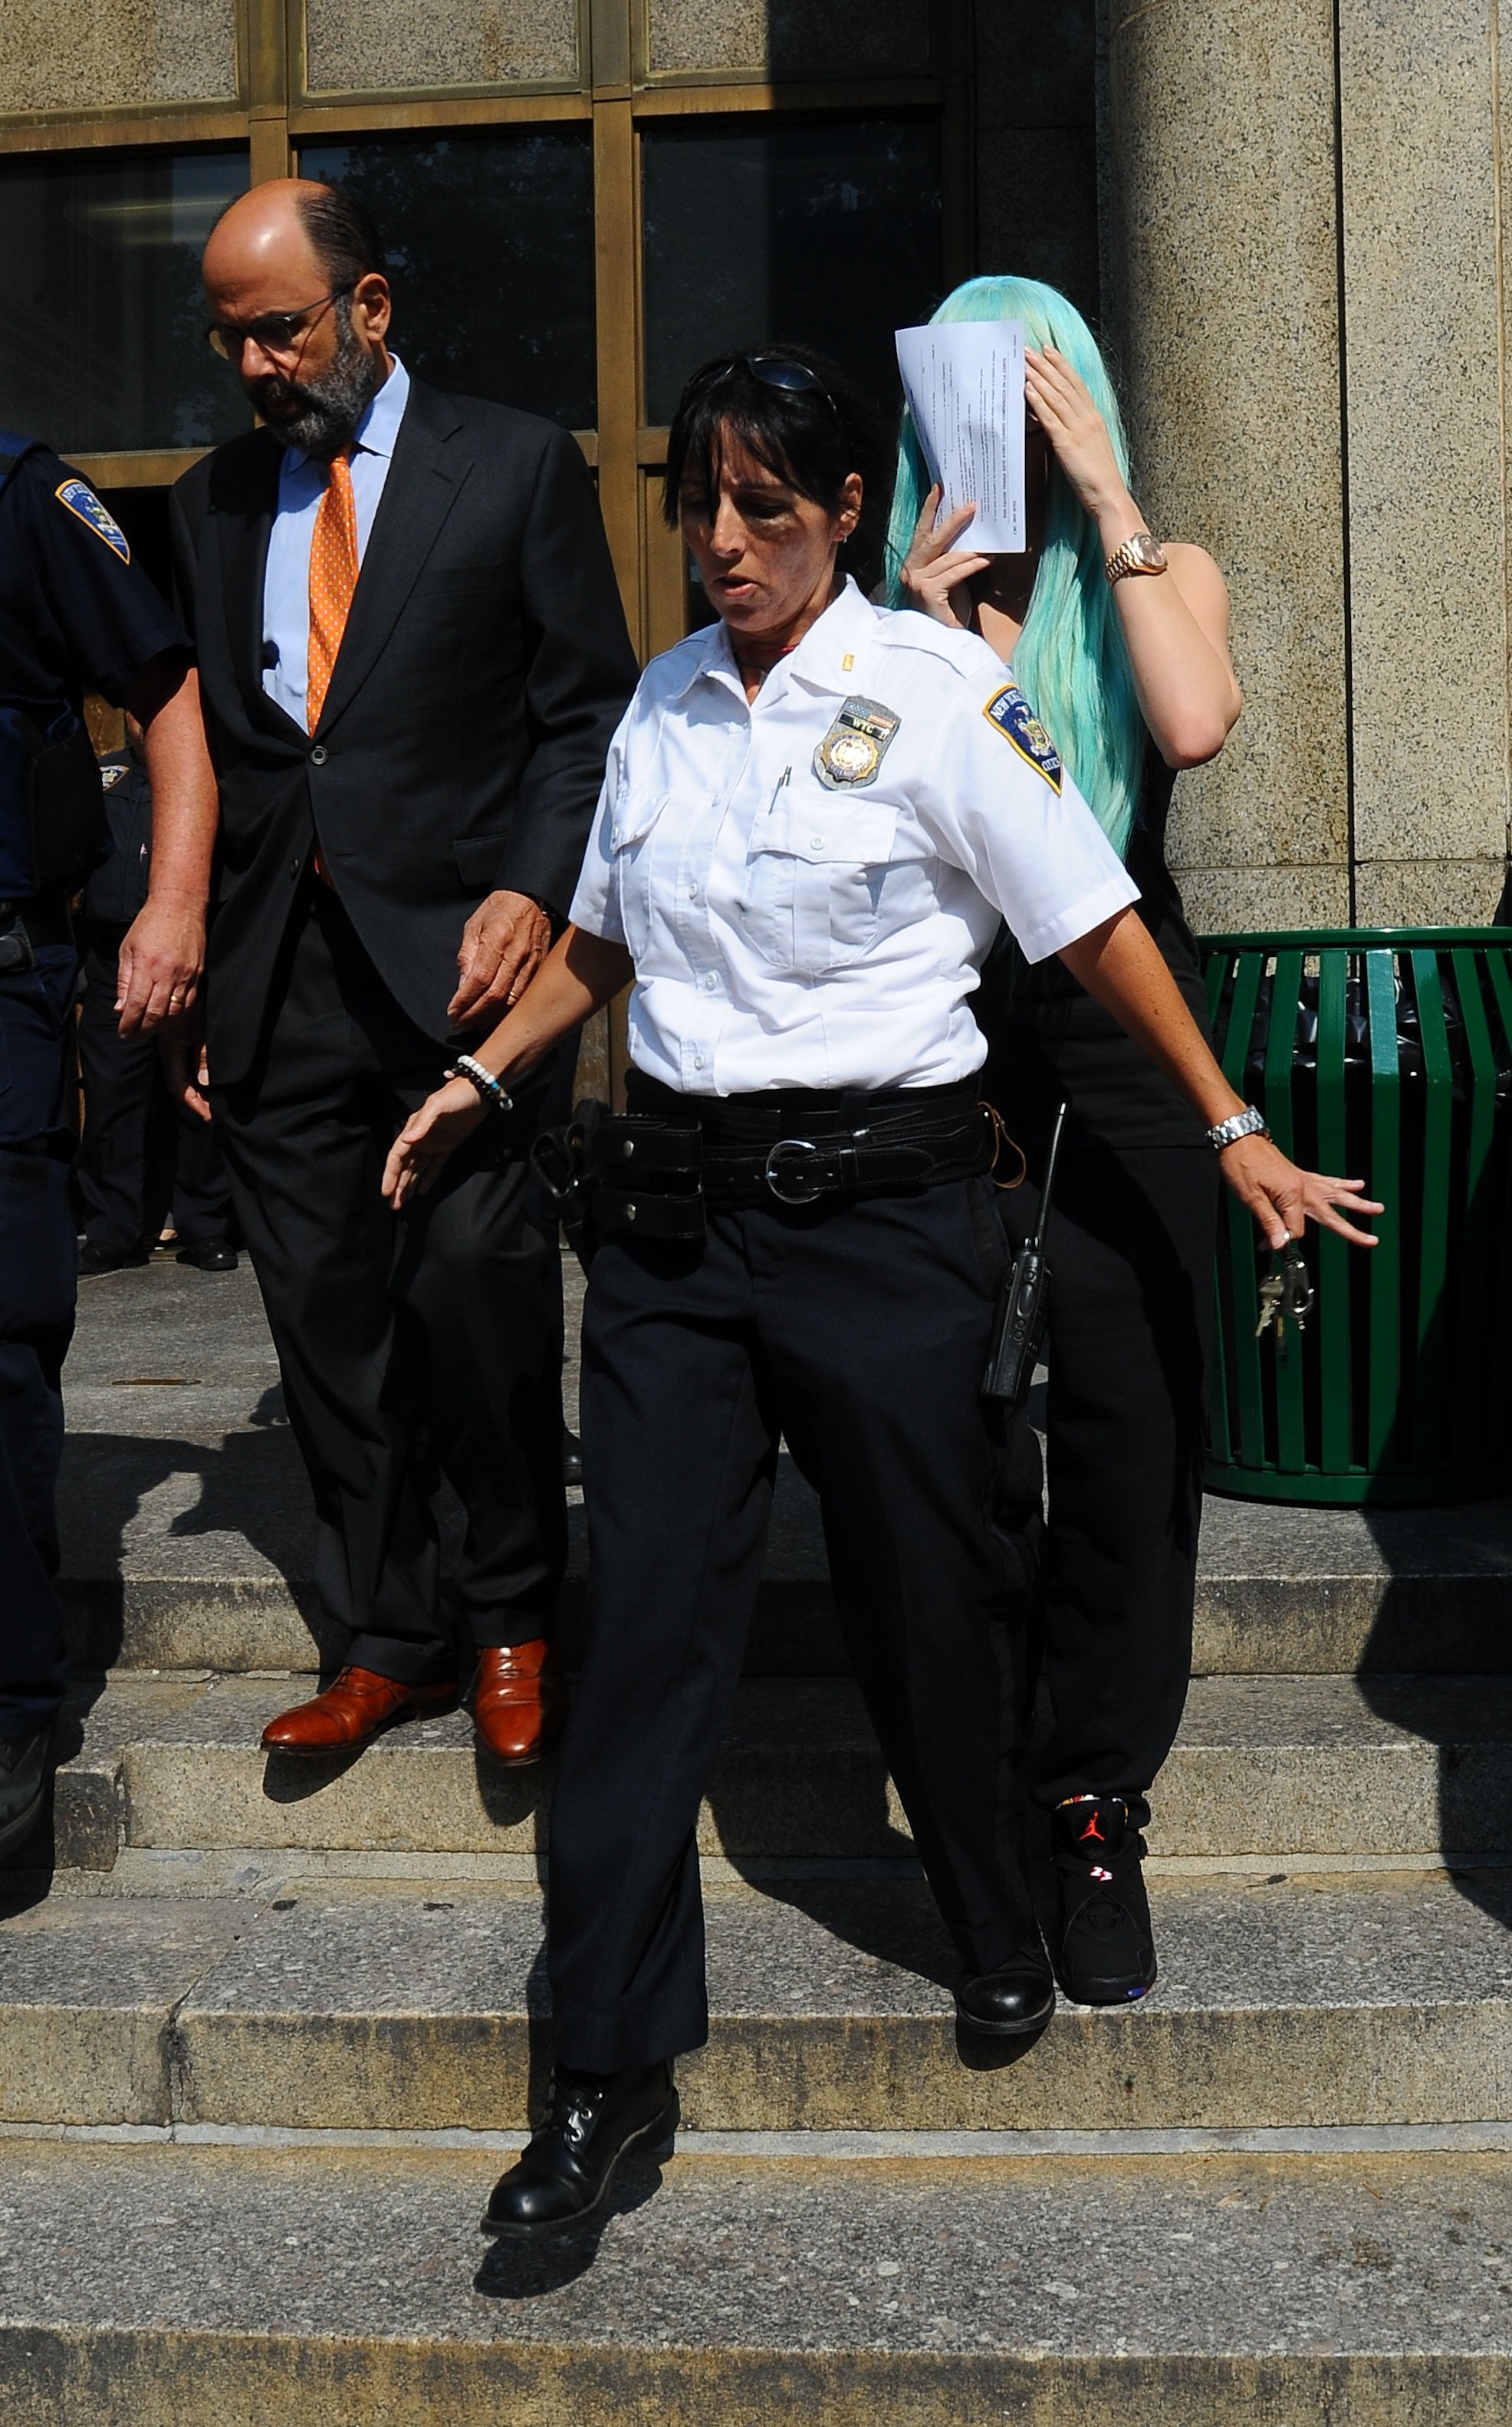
left=0, top=890, right=74, bottom=965
left=591, top=1086, right=994, bottom=1244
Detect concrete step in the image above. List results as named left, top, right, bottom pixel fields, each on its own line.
left=20, top=1670, right=1512, bottom=1879
left=2, top=1869, right=1510, bottom=2133
left=57, top=1422, right=1512, bottom=1680
left=61, top=1258, right=1512, bottom=1679
left=0, top=2135, right=1508, bottom=2422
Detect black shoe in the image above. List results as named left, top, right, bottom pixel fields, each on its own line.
left=955, top=1948, right=1057, bottom=2036
left=0, top=1725, right=54, bottom=1857
left=482, top=2062, right=678, bottom=2238
left=1050, top=1794, right=1158, bottom=2004
left=78, top=1244, right=150, bottom=1277
left=561, top=1429, right=583, bottom=1488
left=176, top=1242, right=238, bottom=1272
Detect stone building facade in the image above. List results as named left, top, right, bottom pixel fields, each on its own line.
left=0, top=1, right=1499, bottom=931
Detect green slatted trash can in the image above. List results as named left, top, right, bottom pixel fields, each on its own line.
left=1199, top=928, right=1512, bottom=1506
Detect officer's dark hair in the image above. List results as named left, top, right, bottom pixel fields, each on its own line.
left=294, top=183, right=387, bottom=292
left=662, top=348, right=889, bottom=585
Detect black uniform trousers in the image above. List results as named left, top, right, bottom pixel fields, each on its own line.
left=547, top=1176, right=1037, bottom=2074
left=996, top=1136, right=1218, bottom=1814
left=75, top=922, right=232, bottom=1256
left=211, top=884, right=567, bottom=1682
left=0, top=940, right=79, bottom=1730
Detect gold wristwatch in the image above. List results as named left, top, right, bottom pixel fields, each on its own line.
left=1105, top=531, right=1169, bottom=586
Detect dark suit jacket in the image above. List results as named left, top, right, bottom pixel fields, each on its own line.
left=172, top=378, right=638, bottom=1086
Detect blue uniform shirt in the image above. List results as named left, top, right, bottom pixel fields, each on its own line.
left=0, top=435, right=187, bottom=899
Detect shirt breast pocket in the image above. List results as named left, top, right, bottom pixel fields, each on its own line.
left=610, top=791, right=672, bottom=960
left=743, top=797, right=899, bottom=979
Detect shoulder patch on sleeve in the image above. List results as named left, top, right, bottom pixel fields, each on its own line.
left=983, top=682, right=1062, bottom=792
left=99, top=761, right=128, bottom=791
left=54, top=478, right=130, bottom=563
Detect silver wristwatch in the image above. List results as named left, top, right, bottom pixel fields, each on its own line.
left=1207, top=1104, right=1270, bottom=1153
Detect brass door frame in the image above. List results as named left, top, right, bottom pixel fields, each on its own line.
left=0, top=0, right=972, bottom=646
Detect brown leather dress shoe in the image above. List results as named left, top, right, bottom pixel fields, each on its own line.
left=472, top=1640, right=567, bottom=1766
left=260, top=1666, right=457, bottom=1756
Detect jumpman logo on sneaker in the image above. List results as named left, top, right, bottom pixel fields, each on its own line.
left=1078, top=1810, right=1106, bottom=1846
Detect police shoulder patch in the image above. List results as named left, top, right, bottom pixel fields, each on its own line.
left=55, top=478, right=130, bottom=563
left=99, top=761, right=127, bottom=791
left=983, top=682, right=1062, bottom=792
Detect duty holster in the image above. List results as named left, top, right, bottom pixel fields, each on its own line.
left=593, top=1113, right=706, bottom=1246
left=530, top=1098, right=610, bottom=1272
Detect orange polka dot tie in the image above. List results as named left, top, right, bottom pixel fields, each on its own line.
left=306, top=449, right=358, bottom=732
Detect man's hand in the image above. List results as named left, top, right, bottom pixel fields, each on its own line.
left=159, top=1005, right=212, bottom=1123
left=116, top=892, right=206, bottom=1037
left=449, top=890, right=551, bottom=1028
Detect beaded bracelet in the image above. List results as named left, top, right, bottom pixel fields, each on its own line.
left=447, top=1053, right=514, bottom=1115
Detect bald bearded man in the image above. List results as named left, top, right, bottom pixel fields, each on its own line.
left=137, top=180, right=637, bottom=1761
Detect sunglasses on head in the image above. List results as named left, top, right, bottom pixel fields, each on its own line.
left=690, top=354, right=842, bottom=421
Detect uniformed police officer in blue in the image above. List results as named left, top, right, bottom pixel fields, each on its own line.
left=0, top=429, right=215, bottom=1856
left=77, top=720, right=235, bottom=1276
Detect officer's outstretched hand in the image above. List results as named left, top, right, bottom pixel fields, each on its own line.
left=1218, top=1132, right=1382, bottom=1251
left=383, top=1077, right=488, bottom=1211
left=117, top=896, right=205, bottom=1037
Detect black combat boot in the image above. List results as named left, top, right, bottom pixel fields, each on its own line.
left=1050, top=1794, right=1157, bottom=2004
left=954, top=1944, right=1057, bottom=2036
left=482, top=2062, right=679, bottom=2237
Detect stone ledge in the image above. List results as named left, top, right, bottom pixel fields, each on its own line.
left=3, top=1872, right=1512, bottom=2135
left=17, top=1672, right=1512, bottom=1876
left=0, top=2142, right=1509, bottom=2422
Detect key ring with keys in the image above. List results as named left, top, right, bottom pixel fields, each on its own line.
left=1254, top=1240, right=1313, bottom=1353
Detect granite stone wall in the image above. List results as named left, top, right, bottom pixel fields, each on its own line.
left=1099, top=0, right=1512, bottom=931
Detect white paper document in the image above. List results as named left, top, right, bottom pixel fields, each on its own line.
left=894, top=318, right=1026, bottom=554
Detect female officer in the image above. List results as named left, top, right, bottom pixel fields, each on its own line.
left=889, top=273, right=1255, bottom=2010
left=383, top=350, right=1376, bottom=2238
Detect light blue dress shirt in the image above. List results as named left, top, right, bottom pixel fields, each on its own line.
left=261, top=354, right=411, bottom=732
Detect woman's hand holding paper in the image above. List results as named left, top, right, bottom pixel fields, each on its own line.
left=899, top=484, right=991, bottom=629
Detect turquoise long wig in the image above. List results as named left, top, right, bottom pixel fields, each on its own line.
left=886, top=275, right=1146, bottom=857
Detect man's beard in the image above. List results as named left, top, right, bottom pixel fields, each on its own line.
left=252, top=300, right=383, bottom=460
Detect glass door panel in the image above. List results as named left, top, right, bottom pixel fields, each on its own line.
left=640, top=113, right=943, bottom=427
left=300, top=127, right=597, bottom=430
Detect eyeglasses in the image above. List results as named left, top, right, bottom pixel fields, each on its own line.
left=692, top=354, right=842, bottom=420
left=205, top=285, right=353, bottom=363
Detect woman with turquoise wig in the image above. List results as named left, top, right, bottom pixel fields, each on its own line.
left=889, top=275, right=1244, bottom=2011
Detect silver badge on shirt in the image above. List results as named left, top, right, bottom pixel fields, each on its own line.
left=813, top=696, right=901, bottom=790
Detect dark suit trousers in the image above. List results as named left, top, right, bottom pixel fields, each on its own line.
left=995, top=1140, right=1218, bottom=1813
left=212, top=886, right=567, bottom=1682
left=76, top=925, right=232, bottom=1255
left=547, top=1181, right=1038, bottom=2073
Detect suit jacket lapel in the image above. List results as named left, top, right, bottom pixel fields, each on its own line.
left=315, top=381, right=469, bottom=736
left=214, top=434, right=303, bottom=742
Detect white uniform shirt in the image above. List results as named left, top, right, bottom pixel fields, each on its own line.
left=569, top=578, right=1138, bottom=1094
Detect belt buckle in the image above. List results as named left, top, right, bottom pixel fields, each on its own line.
left=764, top=1136, right=822, bottom=1205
